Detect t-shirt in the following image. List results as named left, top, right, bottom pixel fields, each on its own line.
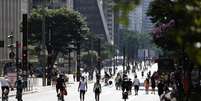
left=93, top=83, right=101, bottom=93
left=0, top=79, right=10, bottom=87
left=79, top=81, right=87, bottom=91
left=133, top=78, right=140, bottom=86
left=56, top=78, right=65, bottom=87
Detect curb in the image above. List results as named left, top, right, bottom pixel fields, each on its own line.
left=0, top=90, right=38, bottom=99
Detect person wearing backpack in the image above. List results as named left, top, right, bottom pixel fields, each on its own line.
left=93, top=79, right=102, bottom=101
left=78, top=76, right=88, bottom=101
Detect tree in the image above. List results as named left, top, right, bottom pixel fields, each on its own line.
left=29, top=7, right=89, bottom=66
left=113, top=0, right=140, bottom=25
left=148, top=0, right=201, bottom=65
left=120, top=30, right=159, bottom=61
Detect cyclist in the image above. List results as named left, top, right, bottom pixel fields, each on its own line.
left=0, top=76, right=12, bottom=101
left=56, top=74, right=66, bottom=101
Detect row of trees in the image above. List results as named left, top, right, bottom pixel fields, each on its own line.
left=120, top=30, right=161, bottom=63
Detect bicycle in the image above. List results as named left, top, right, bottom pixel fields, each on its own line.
left=122, top=91, right=128, bottom=101
left=57, top=89, right=65, bottom=101
left=2, top=89, right=9, bottom=101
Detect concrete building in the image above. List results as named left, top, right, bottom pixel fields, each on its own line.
left=102, top=0, right=114, bottom=45
left=31, top=0, right=73, bottom=9
left=0, top=0, right=29, bottom=75
left=73, top=0, right=110, bottom=43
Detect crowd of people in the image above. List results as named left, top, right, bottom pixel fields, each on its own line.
left=1, top=60, right=191, bottom=101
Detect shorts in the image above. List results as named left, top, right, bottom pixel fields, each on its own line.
left=80, top=90, right=86, bottom=95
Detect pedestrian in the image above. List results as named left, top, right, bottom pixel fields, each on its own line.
left=78, top=76, right=88, bottom=101
left=151, top=76, right=156, bottom=94
left=128, top=78, right=133, bottom=95
left=133, top=75, right=140, bottom=95
left=121, top=75, right=129, bottom=100
left=15, top=76, right=24, bottom=101
left=144, top=78, right=149, bottom=94
left=73, top=72, right=76, bottom=82
left=93, top=79, right=102, bottom=101
left=157, top=80, right=164, bottom=97
left=115, top=75, right=120, bottom=90
left=0, top=76, right=12, bottom=101
left=141, top=71, right=144, bottom=78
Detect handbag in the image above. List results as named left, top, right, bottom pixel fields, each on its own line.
left=62, top=89, right=67, bottom=96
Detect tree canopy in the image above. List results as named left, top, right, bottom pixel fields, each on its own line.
left=28, top=7, right=89, bottom=65
left=148, top=0, right=201, bottom=65
left=114, top=0, right=140, bottom=25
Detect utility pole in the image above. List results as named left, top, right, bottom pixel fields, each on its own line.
left=22, top=14, right=28, bottom=88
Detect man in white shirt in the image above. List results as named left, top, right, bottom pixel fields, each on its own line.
left=0, top=76, right=12, bottom=99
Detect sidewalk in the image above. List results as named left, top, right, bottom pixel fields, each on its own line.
left=0, top=86, right=54, bottom=98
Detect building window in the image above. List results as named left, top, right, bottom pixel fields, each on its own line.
left=0, top=40, right=4, bottom=47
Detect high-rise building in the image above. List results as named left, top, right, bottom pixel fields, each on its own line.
left=0, top=0, right=29, bottom=75
left=128, top=0, right=153, bottom=33
left=142, top=0, right=153, bottom=33
left=102, top=0, right=114, bottom=45
left=128, top=4, right=143, bottom=33
left=73, top=0, right=110, bottom=43
left=31, top=0, right=73, bottom=9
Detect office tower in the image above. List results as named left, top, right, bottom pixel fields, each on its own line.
left=73, top=0, right=110, bottom=43
left=102, top=0, right=114, bottom=45
left=0, top=0, right=29, bottom=75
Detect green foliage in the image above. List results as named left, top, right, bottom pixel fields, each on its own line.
left=113, top=0, right=140, bottom=26
left=81, top=52, right=97, bottom=67
left=121, top=30, right=158, bottom=59
left=28, top=7, right=89, bottom=64
left=101, top=42, right=115, bottom=60
left=148, top=0, right=201, bottom=65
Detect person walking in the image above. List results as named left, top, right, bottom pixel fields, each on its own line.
left=157, top=80, right=165, bottom=97
left=151, top=76, right=156, bottom=94
left=93, top=79, right=102, bottom=101
left=133, top=75, right=140, bottom=95
left=144, top=78, right=149, bottom=94
left=141, top=71, right=144, bottom=78
left=15, top=76, right=24, bottom=101
left=128, top=78, right=133, bottom=95
left=78, top=76, right=88, bottom=101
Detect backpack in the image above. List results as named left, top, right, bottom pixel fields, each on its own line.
left=94, top=83, right=101, bottom=93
